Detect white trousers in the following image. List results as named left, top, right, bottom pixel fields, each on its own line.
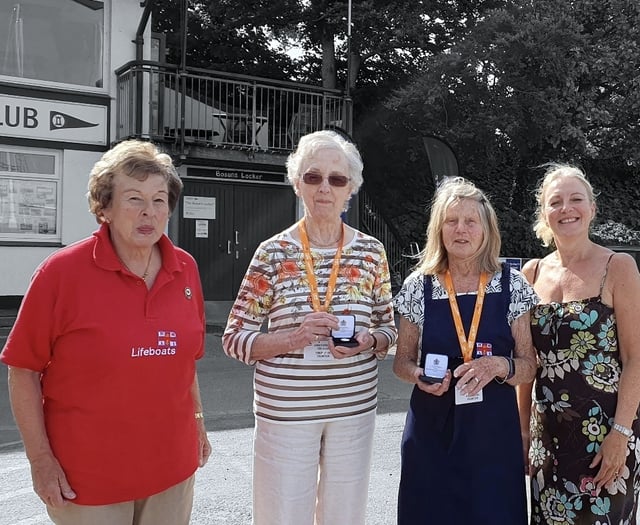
left=253, top=412, right=376, bottom=525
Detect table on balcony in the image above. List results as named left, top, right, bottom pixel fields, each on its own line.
left=219, top=113, right=268, bottom=147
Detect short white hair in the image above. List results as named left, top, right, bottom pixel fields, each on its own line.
left=286, top=130, right=363, bottom=195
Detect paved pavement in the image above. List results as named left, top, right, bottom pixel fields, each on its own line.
left=0, top=334, right=412, bottom=525
left=4, top=334, right=636, bottom=523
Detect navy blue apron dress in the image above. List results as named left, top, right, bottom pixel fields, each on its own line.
left=397, top=267, right=527, bottom=525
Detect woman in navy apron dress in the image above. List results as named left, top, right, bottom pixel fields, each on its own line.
left=393, top=177, right=538, bottom=525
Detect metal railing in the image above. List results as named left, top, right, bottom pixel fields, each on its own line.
left=114, top=61, right=411, bottom=288
left=359, top=191, right=415, bottom=293
left=115, top=61, right=351, bottom=153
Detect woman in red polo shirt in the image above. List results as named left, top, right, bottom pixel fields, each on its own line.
left=1, top=140, right=211, bottom=525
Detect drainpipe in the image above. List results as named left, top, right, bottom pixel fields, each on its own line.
left=133, top=1, right=153, bottom=136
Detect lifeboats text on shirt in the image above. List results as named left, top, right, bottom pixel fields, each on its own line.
left=131, top=330, right=178, bottom=358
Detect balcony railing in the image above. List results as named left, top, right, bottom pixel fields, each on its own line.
left=115, top=61, right=352, bottom=153
left=114, top=61, right=413, bottom=287
left=359, top=191, right=416, bottom=294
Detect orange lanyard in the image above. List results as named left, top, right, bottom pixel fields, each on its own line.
left=298, top=220, right=344, bottom=312
left=443, top=270, right=489, bottom=362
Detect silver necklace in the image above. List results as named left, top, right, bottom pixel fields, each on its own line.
left=306, top=229, right=343, bottom=248
left=308, top=236, right=341, bottom=248
left=120, top=248, right=154, bottom=282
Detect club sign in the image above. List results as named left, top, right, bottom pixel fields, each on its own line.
left=0, top=93, right=108, bottom=145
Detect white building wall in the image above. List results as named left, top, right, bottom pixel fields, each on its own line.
left=0, top=0, right=147, bottom=298
left=59, top=149, right=104, bottom=245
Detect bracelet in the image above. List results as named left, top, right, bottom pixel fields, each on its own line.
left=194, top=412, right=204, bottom=420
left=370, top=333, right=378, bottom=352
left=612, top=422, right=633, bottom=438
left=495, top=357, right=515, bottom=384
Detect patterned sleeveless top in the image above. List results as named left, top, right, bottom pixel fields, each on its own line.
left=529, top=254, right=640, bottom=524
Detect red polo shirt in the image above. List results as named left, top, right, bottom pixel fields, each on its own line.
left=1, top=224, right=205, bottom=505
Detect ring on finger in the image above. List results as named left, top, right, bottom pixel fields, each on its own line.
left=315, top=334, right=319, bottom=342
left=474, top=377, right=480, bottom=383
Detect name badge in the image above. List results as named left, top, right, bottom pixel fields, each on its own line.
left=303, top=341, right=333, bottom=360
left=455, top=387, right=483, bottom=405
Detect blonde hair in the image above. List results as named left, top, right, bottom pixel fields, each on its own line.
left=87, top=140, right=183, bottom=224
left=415, top=177, right=501, bottom=275
left=533, top=163, right=596, bottom=247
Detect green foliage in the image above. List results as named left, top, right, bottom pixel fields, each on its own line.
left=367, top=0, right=640, bottom=258
left=149, top=0, right=640, bottom=258
left=151, top=1, right=507, bottom=94
left=356, top=108, right=434, bottom=246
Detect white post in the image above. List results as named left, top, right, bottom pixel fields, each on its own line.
left=346, top=0, right=352, bottom=96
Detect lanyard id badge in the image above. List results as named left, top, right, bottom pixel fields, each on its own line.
left=443, top=270, right=489, bottom=363
left=455, top=387, right=483, bottom=405
left=298, top=220, right=344, bottom=312
left=299, top=220, right=344, bottom=360
left=443, top=270, right=489, bottom=405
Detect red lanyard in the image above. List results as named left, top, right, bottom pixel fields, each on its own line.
left=443, top=270, right=489, bottom=362
left=298, top=220, right=344, bottom=312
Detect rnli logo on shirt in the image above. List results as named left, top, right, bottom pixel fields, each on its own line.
left=158, top=330, right=177, bottom=348
left=130, top=330, right=178, bottom=358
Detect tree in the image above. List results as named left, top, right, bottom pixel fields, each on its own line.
left=151, top=0, right=298, bottom=79
left=367, top=0, right=640, bottom=257
left=150, top=1, right=506, bottom=102
left=147, top=1, right=640, bottom=255
left=293, top=0, right=509, bottom=107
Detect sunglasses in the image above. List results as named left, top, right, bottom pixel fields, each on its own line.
left=302, top=172, right=350, bottom=187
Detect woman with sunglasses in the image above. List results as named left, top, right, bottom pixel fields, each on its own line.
left=222, top=130, right=397, bottom=525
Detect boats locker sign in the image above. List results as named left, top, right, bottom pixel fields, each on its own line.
left=0, top=93, right=107, bottom=146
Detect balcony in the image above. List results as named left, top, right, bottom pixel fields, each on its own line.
left=115, top=61, right=352, bottom=155
left=114, top=62, right=412, bottom=287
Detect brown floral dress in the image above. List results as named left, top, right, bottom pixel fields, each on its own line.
left=529, top=258, right=640, bottom=524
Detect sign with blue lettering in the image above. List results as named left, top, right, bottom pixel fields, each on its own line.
left=499, top=257, right=522, bottom=271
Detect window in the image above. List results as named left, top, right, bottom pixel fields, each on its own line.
left=0, top=147, right=61, bottom=242
left=0, top=0, right=104, bottom=88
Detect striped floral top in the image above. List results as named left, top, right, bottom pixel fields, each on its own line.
left=222, top=227, right=398, bottom=424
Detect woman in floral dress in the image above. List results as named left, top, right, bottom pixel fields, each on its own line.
left=521, top=164, right=640, bottom=524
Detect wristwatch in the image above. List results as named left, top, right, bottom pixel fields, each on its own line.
left=612, top=422, right=633, bottom=438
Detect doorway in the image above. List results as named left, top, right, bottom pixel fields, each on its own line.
left=179, top=179, right=296, bottom=300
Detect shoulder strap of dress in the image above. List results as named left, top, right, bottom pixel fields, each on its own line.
left=531, top=258, right=541, bottom=284
left=599, top=253, right=616, bottom=296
